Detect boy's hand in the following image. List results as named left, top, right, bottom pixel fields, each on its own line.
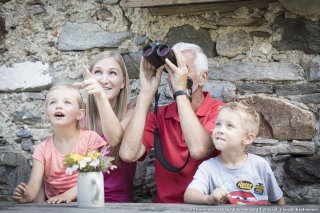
left=206, top=186, right=228, bottom=205
left=47, top=194, right=71, bottom=204
left=11, top=182, right=28, bottom=203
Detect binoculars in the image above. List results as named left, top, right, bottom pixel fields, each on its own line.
left=142, top=40, right=177, bottom=69
left=142, top=40, right=193, bottom=91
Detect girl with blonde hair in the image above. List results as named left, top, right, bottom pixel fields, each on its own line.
left=12, top=82, right=106, bottom=204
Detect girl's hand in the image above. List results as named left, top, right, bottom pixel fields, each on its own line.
left=47, top=194, right=71, bottom=204
left=139, top=57, right=163, bottom=97
left=11, top=182, right=28, bottom=203
left=206, top=186, right=228, bottom=205
left=73, top=66, right=106, bottom=99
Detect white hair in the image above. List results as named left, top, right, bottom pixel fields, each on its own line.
left=172, top=42, right=208, bottom=73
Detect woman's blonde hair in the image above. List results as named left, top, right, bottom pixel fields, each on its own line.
left=86, top=51, right=129, bottom=165
left=45, top=82, right=84, bottom=129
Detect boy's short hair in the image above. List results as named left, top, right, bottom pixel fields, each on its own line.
left=219, top=102, right=260, bottom=136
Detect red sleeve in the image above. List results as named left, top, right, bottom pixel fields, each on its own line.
left=141, top=111, right=156, bottom=157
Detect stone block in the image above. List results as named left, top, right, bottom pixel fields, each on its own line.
left=0, top=62, right=51, bottom=92
left=275, top=83, right=320, bottom=96
left=209, top=62, right=305, bottom=81
left=284, top=156, right=320, bottom=184
left=58, top=22, right=132, bottom=51
left=272, top=16, right=320, bottom=54
left=204, top=80, right=236, bottom=102
left=216, top=30, right=252, bottom=58
left=167, top=25, right=216, bottom=58
left=248, top=140, right=315, bottom=156
left=240, top=95, right=316, bottom=140
left=0, top=152, right=31, bottom=196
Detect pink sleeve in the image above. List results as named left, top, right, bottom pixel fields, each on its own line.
left=87, top=131, right=108, bottom=152
left=32, top=142, right=46, bottom=165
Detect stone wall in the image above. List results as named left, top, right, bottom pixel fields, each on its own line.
left=0, top=0, right=319, bottom=204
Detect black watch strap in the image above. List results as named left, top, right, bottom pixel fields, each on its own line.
left=174, top=89, right=192, bottom=101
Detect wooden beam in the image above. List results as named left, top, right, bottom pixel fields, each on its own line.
left=147, top=0, right=276, bottom=16
left=120, top=0, right=238, bottom=8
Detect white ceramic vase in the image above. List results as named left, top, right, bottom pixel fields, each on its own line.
left=77, top=171, right=104, bottom=208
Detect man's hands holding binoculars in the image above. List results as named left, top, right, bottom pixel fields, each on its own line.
left=164, top=49, right=189, bottom=92
left=140, top=41, right=192, bottom=100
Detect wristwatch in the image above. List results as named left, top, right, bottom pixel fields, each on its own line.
left=174, top=89, right=192, bottom=101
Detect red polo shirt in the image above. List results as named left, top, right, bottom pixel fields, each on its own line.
left=142, top=92, right=224, bottom=203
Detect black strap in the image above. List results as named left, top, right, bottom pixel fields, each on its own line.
left=153, top=90, right=190, bottom=172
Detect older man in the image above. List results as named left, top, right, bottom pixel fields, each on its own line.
left=120, top=42, right=224, bottom=203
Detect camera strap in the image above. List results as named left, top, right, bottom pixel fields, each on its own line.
left=154, top=90, right=190, bottom=172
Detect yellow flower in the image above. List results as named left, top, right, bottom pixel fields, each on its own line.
left=72, top=153, right=85, bottom=163
left=87, top=150, right=100, bottom=159
left=63, top=147, right=116, bottom=174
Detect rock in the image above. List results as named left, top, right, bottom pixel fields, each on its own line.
left=272, top=16, right=320, bottom=54
left=0, top=62, right=51, bottom=92
left=236, top=82, right=273, bottom=94
left=240, top=95, right=316, bottom=140
left=279, top=0, right=320, bottom=17
left=209, top=62, right=304, bottom=81
left=217, top=17, right=266, bottom=27
left=282, top=179, right=320, bottom=204
left=308, top=55, right=320, bottom=82
left=13, top=110, right=41, bottom=125
left=26, top=5, right=46, bottom=15
left=253, top=137, right=278, bottom=145
left=203, top=81, right=236, bottom=102
left=16, top=129, right=33, bottom=138
left=0, top=152, right=32, bottom=195
left=135, top=35, right=147, bottom=46
left=289, top=94, right=320, bottom=104
left=0, top=16, right=7, bottom=44
left=122, top=51, right=141, bottom=79
left=275, top=83, right=320, bottom=96
left=250, top=31, right=271, bottom=38
left=167, top=25, right=216, bottom=58
left=96, top=8, right=113, bottom=21
left=284, top=156, right=320, bottom=184
left=0, top=136, right=6, bottom=146
left=58, top=22, right=132, bottom=51
left=248, top=140, right=315, bottom=156
left=216, top=30, right=253, bottom=58
left=95, top=0, right=119, bottom=5
left=21, top=138, right=33, bottom=151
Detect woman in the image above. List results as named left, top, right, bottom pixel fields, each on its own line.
left=75, top=51, right=136, bottom=202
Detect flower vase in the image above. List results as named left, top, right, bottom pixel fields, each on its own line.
left=77, top=171, right=104, bottom=208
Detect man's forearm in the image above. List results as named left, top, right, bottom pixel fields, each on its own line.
left=176, top=95, right=214, bottom=159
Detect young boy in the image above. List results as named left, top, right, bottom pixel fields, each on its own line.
left=184, top=102, right=285, bottom=205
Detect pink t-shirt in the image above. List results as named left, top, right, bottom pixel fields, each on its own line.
left=103, top=159, right=136, bottom=202
left=32, top=129, right=107, bottom=199
left=101, top=135, right=136, bottom=202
